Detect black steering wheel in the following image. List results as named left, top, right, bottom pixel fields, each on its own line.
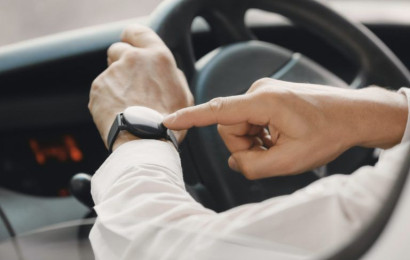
left=149, top=0, right=410, bottom=211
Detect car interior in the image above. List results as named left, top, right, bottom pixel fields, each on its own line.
left=0, top=0, right=410, bottom=259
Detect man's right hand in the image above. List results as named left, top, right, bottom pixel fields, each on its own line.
left=163, top=78, right=408, bottom=179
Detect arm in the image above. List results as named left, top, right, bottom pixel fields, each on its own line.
left=88, top=24, right=409, bottom=259
left=89, top=135, right=409, bottom=259
left=164, top=79, right=408, bottom=178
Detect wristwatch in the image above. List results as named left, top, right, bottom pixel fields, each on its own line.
left=107, top=106, right=178, bottom=153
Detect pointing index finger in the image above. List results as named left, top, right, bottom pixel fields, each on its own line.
left=163, top=95, right=266, bottom=130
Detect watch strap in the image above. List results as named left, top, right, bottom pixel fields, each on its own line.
left=107, top=115, right=179, bottom=153
left=165, top=126, right=179, bottom=152
left=107, top=114, right=123, bottom=153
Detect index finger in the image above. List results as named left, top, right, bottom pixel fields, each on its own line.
left=163, top=95, right=268, bottom=130
left=121, top=24, right=166, bottom=49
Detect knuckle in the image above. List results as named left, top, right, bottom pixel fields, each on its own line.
left=87, top=99, right=94, bottom=111
left=123, top=49, right=142, bottom=64
left=121, top=26, right=133, bottom=41
left=89, top=77, right=103, bottom=111
left=122, top=25, right=135, bottom=35
left=250, top=77, right=271, bottom=91
left=152, top=48, right=173, bottom=65
left=121, top=24, right=152, bottom=40
left=208, top=97, right=226, bottom=114
left=107, top=42, right=121, bottom=55
left=255, top=77, right=271, bottom=85
left=91, top=76, right=102, bottom=91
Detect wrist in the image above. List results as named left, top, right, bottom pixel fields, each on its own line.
left=107, top=107, right=186, bottom=152
left=349, top=87, right=408, bottom=149
left=112, top=131, right=140, bottom=151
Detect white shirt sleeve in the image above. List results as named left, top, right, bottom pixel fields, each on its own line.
left=89, top=140, right=408, bottom=260
left=399, top=88, right=410, bottom=142
left=90, top=88, right=410, bottom=260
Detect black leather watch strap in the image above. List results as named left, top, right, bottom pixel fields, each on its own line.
left=107, top=114, right=179, bottom=153
left=107, top=114, right=124, bottom=153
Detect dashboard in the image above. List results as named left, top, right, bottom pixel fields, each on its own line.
left=0, top=125, right=106, bottom=197
left=0, top=44, right=109, bottom=197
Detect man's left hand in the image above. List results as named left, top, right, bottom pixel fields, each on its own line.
left=89, top=24, right=193, bottom=151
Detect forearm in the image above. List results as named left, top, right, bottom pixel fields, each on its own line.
left=89, top=140, right=309, bottom=259
left=89, top=139, right=309, bottom=259
left=89, top=140, right=215, bottom=259
left=89, top=140, right=407, bottom=260
left=347, top=87, right=408, bottom=149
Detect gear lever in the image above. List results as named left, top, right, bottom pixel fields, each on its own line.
left=69, top=173, right=94, bottom=208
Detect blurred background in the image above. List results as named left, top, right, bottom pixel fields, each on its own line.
left=0, top=0, right=162, bottom=46
left=0, top=0, right=403, bottom=47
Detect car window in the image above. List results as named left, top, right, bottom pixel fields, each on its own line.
left=0, top=0, right=401, bottom=47
left=0, top=0, right=162, bottom=47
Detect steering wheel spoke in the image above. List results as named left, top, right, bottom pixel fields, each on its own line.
left=171, top=36, right=197, bottom=82
left=200, top=7, right=255, bottom=46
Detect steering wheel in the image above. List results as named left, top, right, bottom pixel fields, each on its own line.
left=149, top=0, right=410, bottom=211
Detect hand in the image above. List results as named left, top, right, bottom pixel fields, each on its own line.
left=89, top=24, right=193, bottom=151
left=163, top=78, right=407, bottom=179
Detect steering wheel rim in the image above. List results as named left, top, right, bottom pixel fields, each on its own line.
left=150, top=0, right=410, bottom=88
left=149, top=0, right=410, bottom=210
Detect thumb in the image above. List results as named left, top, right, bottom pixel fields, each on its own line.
left=229, top=146, right=294, bottom=179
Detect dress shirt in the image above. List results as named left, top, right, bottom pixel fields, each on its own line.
left=89, top=88, right=410, bottom=260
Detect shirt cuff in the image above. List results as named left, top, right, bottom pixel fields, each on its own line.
left=91, top=139, right=182, bottom=205
left=398, top=87, right=410, bottom=143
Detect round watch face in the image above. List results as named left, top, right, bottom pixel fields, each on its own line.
left=107, top=106, right=171, bottom=152
left=122, top=106, right=166, bottom=139
left=123, top=106, right=164, bottom=129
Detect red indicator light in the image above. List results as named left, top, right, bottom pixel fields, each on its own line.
left=29, top=135, right=83, bottom=165
left=29, top=139, right=46, bottom=165
left=64, top=135, right=83, bottom=162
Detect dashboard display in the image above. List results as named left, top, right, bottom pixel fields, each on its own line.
left=29, top=135, right=83, bottom=165
left=0, top=124, right=107, bottom=197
